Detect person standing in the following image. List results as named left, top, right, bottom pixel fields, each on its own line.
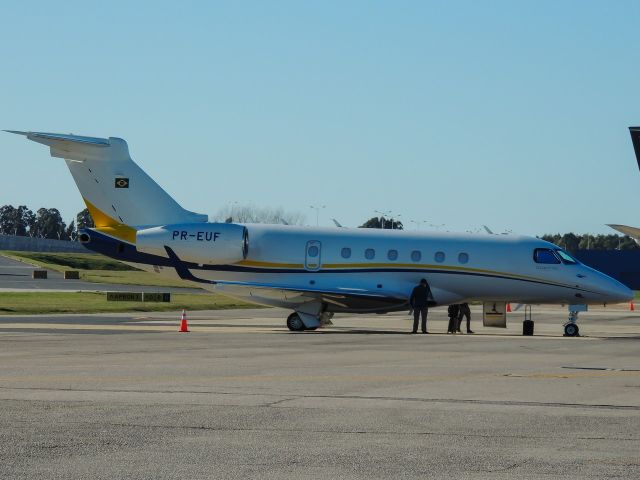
left=409, top=278, right=431, bottom=333
left=447, top=304, right=460, bottom=333
left=457, top=302, right=474, bottom=334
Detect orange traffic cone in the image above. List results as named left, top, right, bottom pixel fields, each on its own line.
left=506, top=303, right=512, bottom=313
left=630, top=302, right=635, bottom=312
left=179, top=309, right=189, bottom=332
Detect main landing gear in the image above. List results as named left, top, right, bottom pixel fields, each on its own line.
left=286, top=302, right=333, bottom=332
left=286, top=313, right=307, bottom=332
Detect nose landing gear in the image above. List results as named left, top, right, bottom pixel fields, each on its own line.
left=563, top=305, right=586, bottom=337
left=563, top=321, right=580, bottom=337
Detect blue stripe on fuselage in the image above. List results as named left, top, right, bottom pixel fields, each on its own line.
left=82, top=228, right=593, bottom=294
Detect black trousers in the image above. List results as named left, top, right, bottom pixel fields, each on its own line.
left=413, top=307, right=428, bottom=332
left=457, top=311, right=471, bottom=332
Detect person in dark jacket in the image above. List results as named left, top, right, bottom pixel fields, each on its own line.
left=409, top=278, right=431, bottom=333
left=457, top=302, right=474, bottom=333
left=447, top=304, right=460, bottom=333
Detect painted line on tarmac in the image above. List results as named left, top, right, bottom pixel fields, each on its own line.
left=0, top=322, right=282, bottom=333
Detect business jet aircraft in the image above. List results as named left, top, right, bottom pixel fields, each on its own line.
left=7, top=131, right=632, bottom=336
left=608, top=127, right=640, bottom=242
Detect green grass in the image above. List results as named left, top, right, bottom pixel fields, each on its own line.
left=1, top=251, right=136, bottom=271
left=0, top=251, right=195, bottom=288
left=0, top=291, right=256, bottom=315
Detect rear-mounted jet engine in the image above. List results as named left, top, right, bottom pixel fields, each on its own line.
left=136, top=223, right=248, bottom=265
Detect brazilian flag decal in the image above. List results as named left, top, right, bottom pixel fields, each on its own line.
left=115, top=177, right=129, bottom=189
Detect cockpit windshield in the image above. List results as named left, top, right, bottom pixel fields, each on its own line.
left=533, top=248, right=560, bottom=264
left=533, top=248, right=579, bottom=265
left=555, top=249, right=578, bottom=265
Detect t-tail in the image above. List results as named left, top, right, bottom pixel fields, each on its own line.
left=5, top=131, right=207, bottom=244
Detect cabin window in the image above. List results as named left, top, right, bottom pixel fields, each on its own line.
left=341, top=247, right=352, bottom=259
left=307, top=245, right=319, bottom=257
left=411, top=250, right=422, bottom=262
left=365, top=248, right=375, bottom=260
left=533, top=248, right=560, bottom=264
left=555, top=249, right=578, bottom=265
left=458, top=252, right=469, bottom=264
left=434, top=251, right=445, bottom=263
left=387, top=249, right=398, bottom=261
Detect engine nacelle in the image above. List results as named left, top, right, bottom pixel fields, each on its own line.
left=136, top=223, right=248, bottom=265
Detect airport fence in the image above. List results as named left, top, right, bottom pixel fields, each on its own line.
left=0, top=234, right=88, bottom=253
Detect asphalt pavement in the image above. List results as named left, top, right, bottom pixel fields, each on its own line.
left=0, top=305, right=639, bottom=479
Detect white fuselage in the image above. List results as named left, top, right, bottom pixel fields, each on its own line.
left=127, top=224, right=633, bottom=311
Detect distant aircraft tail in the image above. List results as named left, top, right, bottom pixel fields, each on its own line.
left=6, top=131, right=207, bottom=243
left=629, top=127, right=640, bottom=172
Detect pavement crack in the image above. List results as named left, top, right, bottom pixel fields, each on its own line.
left=9, top=419, right=638, bottom=442
left=2, top=386, right=640, bottom=411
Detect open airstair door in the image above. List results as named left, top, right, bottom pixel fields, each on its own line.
left=483, top=301, right=507, bottom=328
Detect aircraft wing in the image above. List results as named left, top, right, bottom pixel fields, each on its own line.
left=163, top=246, right=409, bottom=311
left=212, top=279, right=409, bottom=310
left=607, top=224, right=640, bottom=243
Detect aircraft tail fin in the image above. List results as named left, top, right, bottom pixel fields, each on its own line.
left=6, top=131, right=207, bottom=243
left=628, top=127, right=640, bottom=172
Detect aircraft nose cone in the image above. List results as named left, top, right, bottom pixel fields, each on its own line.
left=604, top=278, right=634, bottom=303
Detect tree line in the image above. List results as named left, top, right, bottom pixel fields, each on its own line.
left=2, top=205, right=638, bottom=251
left=539, top=233, right=639, bottom=252
left=0, top=205, right=94, bottom=241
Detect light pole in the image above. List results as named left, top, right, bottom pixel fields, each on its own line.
left=309, top=205, right=326, bottom=226
left=411, top=220, right=428, bottom=230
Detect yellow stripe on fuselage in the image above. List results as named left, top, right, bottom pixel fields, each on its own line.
left=236, top=259, right=572, bottom=289
left=83, top=198, right=137, bottom=244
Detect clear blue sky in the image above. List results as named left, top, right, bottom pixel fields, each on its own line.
left=2, top=1, right=640, bottom=235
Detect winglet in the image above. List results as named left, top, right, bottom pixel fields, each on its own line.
left=628, top=127, right=640, bottom=172
left=607, top=224, right=640, bottom=244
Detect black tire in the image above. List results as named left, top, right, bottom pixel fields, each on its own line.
left=564, top=323, right=579, bottom=337
left=286, top=313, right=305, bottom=332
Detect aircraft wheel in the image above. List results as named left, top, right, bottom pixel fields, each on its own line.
left=287, top=313, right=305, bottom=332
left=564, top=323, right=579, bottom=337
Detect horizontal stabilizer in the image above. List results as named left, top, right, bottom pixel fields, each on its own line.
left=5, top=130, right=110, bottom=147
